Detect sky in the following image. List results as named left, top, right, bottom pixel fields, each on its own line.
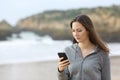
left=0, top=0, right=119, bottom=26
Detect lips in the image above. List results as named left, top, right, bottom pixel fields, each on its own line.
left=75, top=37, right=80, bottom=40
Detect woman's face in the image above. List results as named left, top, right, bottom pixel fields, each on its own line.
left=72, top=21, right=89, bottom=43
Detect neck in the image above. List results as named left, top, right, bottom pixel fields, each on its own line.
left=78, top=40, right=94, bottom=50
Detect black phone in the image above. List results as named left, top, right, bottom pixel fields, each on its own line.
left=58, top=52, right=68, bottom=61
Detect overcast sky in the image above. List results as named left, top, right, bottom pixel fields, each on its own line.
left=0, top=0, right=119, bottom=26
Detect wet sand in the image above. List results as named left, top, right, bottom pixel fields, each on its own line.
left=0, top=56, right=119, bottom=80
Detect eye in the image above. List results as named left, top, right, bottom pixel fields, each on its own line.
left=72, top=29, right=75, bottom=32
left=77, top=29, right=82, bottom=32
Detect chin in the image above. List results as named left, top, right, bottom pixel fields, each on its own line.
left=75, top=39, right=83, bottom=43
left=76, top=40, right=81, bottom=43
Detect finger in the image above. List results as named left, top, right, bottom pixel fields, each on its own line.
left=58, top=57, right=63, bottom=62
left=61, top=61, right=70, bottom=67
left=60, top=59, right=69, bottom=64
left=59, top=60, right=70, bottom=65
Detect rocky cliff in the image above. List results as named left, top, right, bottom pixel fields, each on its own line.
left=16, top=5, right=120, bottom=31
left=0, top=20, right=13, bottom=40
left=15, top=5, right=120, bottom=42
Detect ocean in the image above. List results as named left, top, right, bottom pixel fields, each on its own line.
left=0, top=31, right=120, bottom=64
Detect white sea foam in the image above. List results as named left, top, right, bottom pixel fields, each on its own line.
left=0, top=31, right=119, bottom=64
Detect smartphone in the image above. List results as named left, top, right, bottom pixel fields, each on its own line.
left=58, top=52, right=68, bottom=61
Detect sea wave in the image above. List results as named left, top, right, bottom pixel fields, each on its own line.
left=0, top=31, right=119, bottom=64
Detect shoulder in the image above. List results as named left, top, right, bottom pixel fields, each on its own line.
left=64, top=43, right=77, bottom=51
left=64, top=43, right=77, bottom=56
left=97, top=47, right=109, bottom=58
left=64, top=43, right=77, bottom=61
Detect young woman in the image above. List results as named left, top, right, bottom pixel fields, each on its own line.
left=58, top=15, right=111, bottom=80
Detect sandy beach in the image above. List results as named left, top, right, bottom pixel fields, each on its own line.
left=0, top=56, right=119, bottom=80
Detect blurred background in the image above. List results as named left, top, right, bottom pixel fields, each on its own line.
left=0, top=0, right=120, bottom=80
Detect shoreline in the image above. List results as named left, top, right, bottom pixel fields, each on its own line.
left=0, top=55, right=120, bottom=65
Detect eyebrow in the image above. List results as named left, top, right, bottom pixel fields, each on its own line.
left=72, top=28, right=83, bottom=30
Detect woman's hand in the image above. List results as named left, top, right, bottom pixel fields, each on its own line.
left=58, top=57, right=70, bottom=72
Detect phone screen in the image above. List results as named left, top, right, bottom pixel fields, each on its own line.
left=58, top=52, right=68, bottom=61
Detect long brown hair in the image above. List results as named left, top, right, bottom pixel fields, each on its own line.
left=70, top=15, right=109, bottom=53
